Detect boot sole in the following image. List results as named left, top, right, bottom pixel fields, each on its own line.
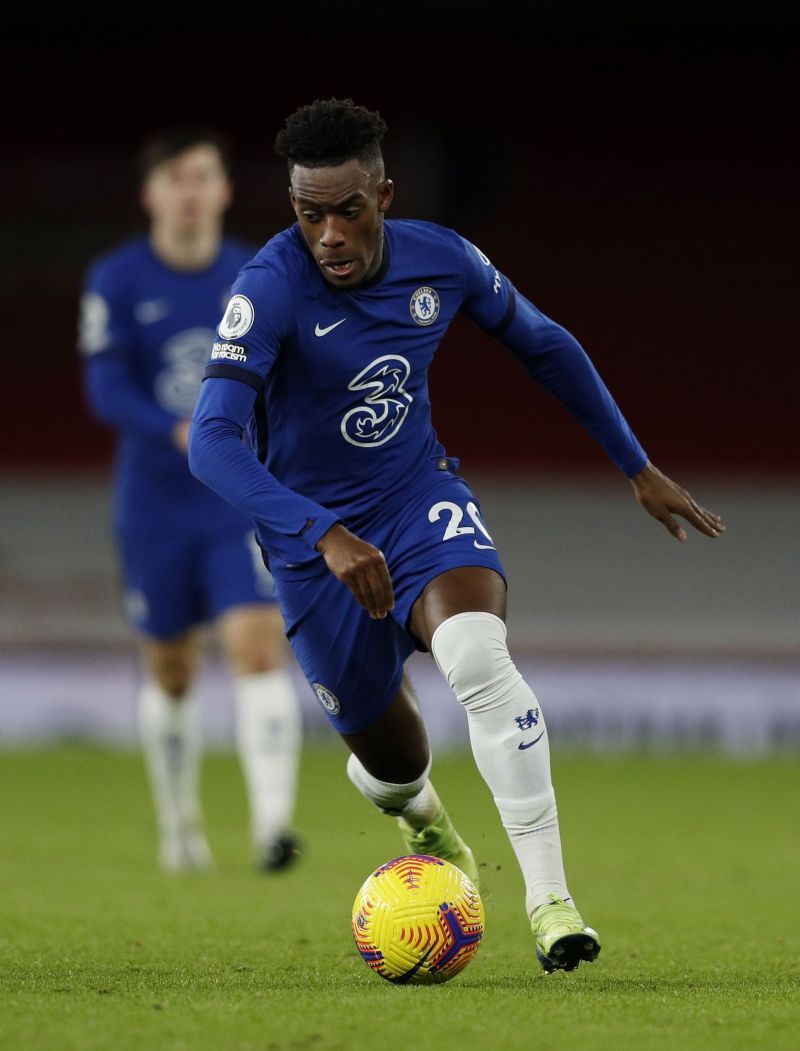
left=536, top=929, right=601, bottom=974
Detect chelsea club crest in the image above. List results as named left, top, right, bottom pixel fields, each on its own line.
left=312, top=682, right=341, bottom=715
left=409, top=286, right=440, bottom=326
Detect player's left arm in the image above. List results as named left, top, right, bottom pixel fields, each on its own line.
left=499, top=294, right=724, bottom=541
left=457, top=238, right=724, bottom=541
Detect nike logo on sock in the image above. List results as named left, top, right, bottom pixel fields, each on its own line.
left=314, top=319, right=346, bottom=337
left=518, top=731, right=545, bottom=750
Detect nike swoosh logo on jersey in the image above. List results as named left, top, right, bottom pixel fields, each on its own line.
left=314, top=319, right=347, bottom=337
left=134, top=299, right=172, bottom=324
left=518, top=731, right=545, bottom=750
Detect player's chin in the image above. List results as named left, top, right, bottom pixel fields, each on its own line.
left=176, top=216, right=205, bottom=235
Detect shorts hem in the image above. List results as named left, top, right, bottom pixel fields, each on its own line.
left=326, top=659, right=408, bottom=736
left=398, top=559, right=508, bottom=651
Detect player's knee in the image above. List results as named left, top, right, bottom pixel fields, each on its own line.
left=220, top=607, right=285, bottom=676
left=430, top=611, right=518, bottom=711
left=226, top=646, right=282, bottom=677
left=150, top=651, right=194, bottom=697
left=155, top=669, right=192, bottom=698
left=143, top=633, right=199, bottom=697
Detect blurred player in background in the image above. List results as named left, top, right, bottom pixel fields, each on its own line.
left=79, top=128, right=302, bottom=873
left=189, top=99, right=724, bottom=972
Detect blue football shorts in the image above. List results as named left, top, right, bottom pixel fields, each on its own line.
left=118, top=526, right=277, bottom=638
left=271, top=468, right=506, bottom=735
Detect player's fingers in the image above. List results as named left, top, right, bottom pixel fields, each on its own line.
left=660, top=511, right=688, bottom=542
left=355, top=573, right=383, bottom=619
left=683, top=499, right=725, bottom=537
left=690, top=513, right=723, bottom=537
left=340, top=566, right=376, bottom=613
left=347, top=578, right=372, bottom=613
left=695, top=502, right=725, bottom=530
left=364, top=556, right=395, bottom=619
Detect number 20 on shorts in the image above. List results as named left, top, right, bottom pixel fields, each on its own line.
left=428, top=501, right=495, bottom=550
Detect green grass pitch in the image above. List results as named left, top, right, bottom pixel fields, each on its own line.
left=1, top=743, right=797, bottom=1050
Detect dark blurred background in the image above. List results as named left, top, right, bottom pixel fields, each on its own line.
left=2, top=4, right=798, bottom=747
left=2, top=3, right=798, bottom=476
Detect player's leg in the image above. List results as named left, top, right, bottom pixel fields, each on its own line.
left=341, top=671, right=480, bottom=886
left=272, top=558, right=477, bottom=882
left=120, top=529, right=213, bottom=872
left=206, top=534, right=302, bottom=871
left=217, top=603, right=302, bottom=871
left=409, top=565, right=600, bottom=972
left=138, top=631, right=213, bottom=871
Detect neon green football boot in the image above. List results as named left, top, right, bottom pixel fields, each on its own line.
left=396, top=804, right=480, bottom=889
left=531, top=894, right=601, bottom=973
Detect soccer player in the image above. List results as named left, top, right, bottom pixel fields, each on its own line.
left=188, top=100, right=724, bottom=971
left=79, top=128, right=303, bottom=874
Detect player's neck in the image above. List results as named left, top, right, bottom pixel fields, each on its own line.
left=149, top=224, right=222, bottom=272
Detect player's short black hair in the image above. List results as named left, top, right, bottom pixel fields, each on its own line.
left=274, top=98, right=387, bottom=172
left=137, top=127, right=232, bottom=181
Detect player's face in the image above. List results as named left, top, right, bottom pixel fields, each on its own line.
left=141, top=145, right=232, bottom=235
left=290, top=160, right=394, bottom=289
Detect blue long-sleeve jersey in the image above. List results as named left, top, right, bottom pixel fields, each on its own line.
left=190, top=220, right=647, bottom=571
left=79, top=236, right=258, bottom=530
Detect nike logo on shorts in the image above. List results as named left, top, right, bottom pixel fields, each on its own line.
left=315, top=319, right=347, bottom=337
left=518, top=731, right=545, bottom=750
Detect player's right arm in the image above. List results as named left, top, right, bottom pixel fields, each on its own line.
left=191, top=380, right=394, bottom=618
left=314, top=524, right=395, bottom=619
left=189, top=276, right=393, bottom=616
left=78, top=263, right=181, bottom=444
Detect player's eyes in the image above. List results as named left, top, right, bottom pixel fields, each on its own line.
left=302, top=213, right=322, bottom=222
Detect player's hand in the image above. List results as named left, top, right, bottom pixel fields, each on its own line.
left=171, top=419, right=191, bottom=454
left=315, top=523, right=396, bottom=619
left=630, top=461, right=725, bottom=541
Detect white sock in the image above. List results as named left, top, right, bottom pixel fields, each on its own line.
left=234, top=670, right=302, bottom=850
left=137, top=681, right=204, bottom=840
left=346, top=752, right=441, bottom=828
left=431, top=612, right=571, bottom=916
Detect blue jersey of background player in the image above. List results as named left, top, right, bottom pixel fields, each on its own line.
left=81, top=231, right=254, bottom=535
left=189, top=99, right=725, bottom=974
left=79, top=127, right=304, bottom=875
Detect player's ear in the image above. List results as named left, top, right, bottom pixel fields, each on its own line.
left=378, top=179, right=394, bottom=214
